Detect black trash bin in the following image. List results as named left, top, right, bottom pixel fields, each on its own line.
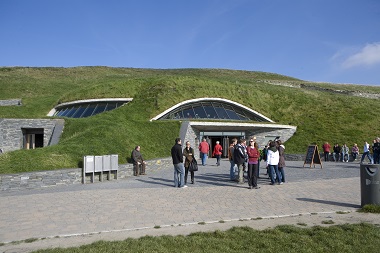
left=360, top=164, right=380, bottom=207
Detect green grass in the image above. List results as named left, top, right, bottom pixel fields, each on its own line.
left=30, top=223, right=380, bottom=253
left=359, top=204, right=380, bottom=213
left=1, top=67, right=380, bottom=173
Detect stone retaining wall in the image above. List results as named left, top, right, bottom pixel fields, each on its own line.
left=0, top=99, right=22, bottom=106
left=0, top=155, right=305, bottom=192
left=0, top=157, right=173, bottom=192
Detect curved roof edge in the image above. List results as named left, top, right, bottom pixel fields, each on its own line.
left=47, top=98, right=133, bottom=116
left=150, top=97, right=274, bottom=122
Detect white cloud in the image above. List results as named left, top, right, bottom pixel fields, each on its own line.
left=342, top=42, right=380, bottom=69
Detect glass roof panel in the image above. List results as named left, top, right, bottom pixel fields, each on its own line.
left=157, top=100, right=268, bottom=122
left=51, top=100, right=129, bottom=118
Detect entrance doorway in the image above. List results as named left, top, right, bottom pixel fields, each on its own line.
left=22, top=128, right=44, bottom=149
left=200, top=132, right=245, bottom=158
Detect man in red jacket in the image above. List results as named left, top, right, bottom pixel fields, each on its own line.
left=199, top=138, right=210, bottom=166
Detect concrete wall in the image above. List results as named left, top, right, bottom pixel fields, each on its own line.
left=0, top=119, right=64, bottom=152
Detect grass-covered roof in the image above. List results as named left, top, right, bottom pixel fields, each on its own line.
left=1, top=67, right=380, bottom=173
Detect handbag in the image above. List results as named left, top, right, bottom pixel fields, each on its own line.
left=189, top=159, right=198, bottom=172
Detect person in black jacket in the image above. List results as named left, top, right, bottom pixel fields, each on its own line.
left=183, top=141, right=195, bottom=184
left=234, top=139, right=247, bottom=184
left=171, top=138, right=186, bottom=188
left=333, top=144, right=341, bottom=162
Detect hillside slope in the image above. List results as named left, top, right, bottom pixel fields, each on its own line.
left=1, top=67, right=380, bottom=173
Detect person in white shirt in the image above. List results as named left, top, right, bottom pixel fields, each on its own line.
left=267, top=141, right=282, bottom=185
left=360, top=141, right=373, bottom=164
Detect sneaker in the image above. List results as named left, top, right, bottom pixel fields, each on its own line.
left=180, top=185, right=188, bottom=188
left=254, top=186, right=261, bottom=189
left=279, top=182, right=283, bottom=185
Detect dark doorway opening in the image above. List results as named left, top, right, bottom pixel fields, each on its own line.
left=22, top=128, right=44, bottom=149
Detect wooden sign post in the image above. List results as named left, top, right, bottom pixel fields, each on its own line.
left=303, top=145, right=323, bottom=168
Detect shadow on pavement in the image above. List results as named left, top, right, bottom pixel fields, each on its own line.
left=296, top=198, right=360, bottom=208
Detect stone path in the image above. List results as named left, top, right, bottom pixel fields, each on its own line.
left=0, top=159, right=376, bottom=252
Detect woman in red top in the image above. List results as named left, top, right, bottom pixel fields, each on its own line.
left=322, top=142, right=331, bottom=162
left=212, top=141, right=223, bottom=166
left=247, top=140, right=260, bottom=189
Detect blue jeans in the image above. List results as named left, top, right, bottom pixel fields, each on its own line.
left=333, top=153, right=340, bottom=162
left=201, top=153, right=208, bottom=166
left=278, top=167, right=285, bottom=182
left=342, top=153, right=349, bottom=162
left=269, top=164, right=282, bottom=184
left=173, top=163, right=185, bottom=187
left=361, top=152, right=373, bottom=164
left=229, top=160, right=236, bottom=180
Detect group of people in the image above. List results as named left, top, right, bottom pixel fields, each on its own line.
left=127, top=135, right=284, bottom=189
left=171, top=138, right=197, bottom=188
left=228, top=137, right=286, bottom=189
left=322, top=138, right=380, bottom=164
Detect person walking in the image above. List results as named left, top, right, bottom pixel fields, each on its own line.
left=246, top=139, right=260, bottom=189
left=228, top=138, right=237, bottom=181
left=361, top=141, right=374, bottom=164
left=212, top=141, right=223, bottom=166
left=171, top=138, right=186, bottom=188
left=183, top=141, right=195, bottom=184
left=198, top=138, right=210, bottom=166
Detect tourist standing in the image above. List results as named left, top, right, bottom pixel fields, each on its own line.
left=183, top=141, right=195, bottom=184
left=234, top=139, right=247, bottom=184
left=322, top=142, right=331, bottom=162
left=246, top=139, right=260, bottom=189
left=228, top=138, right=237, bottom=181
left=277, top=140, right=286, bottom=183
left=267, top=141, right=281, bottom=185
left=171, top=138, right=186, bottom=188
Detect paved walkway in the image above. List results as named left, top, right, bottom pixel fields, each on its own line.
left=0, top=159, right=371, bottom=252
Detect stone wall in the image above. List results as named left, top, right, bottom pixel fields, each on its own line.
left=0, top=118, right=64, bottom=152
left=0, top=157, right=173, bottom=192
left=0, top=99, right=22, bottom=106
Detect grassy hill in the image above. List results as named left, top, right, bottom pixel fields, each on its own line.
left=1, top=67, right=380, bottom=174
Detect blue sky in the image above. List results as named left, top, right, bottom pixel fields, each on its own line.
left=1, top=0, right=380, bottom=85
